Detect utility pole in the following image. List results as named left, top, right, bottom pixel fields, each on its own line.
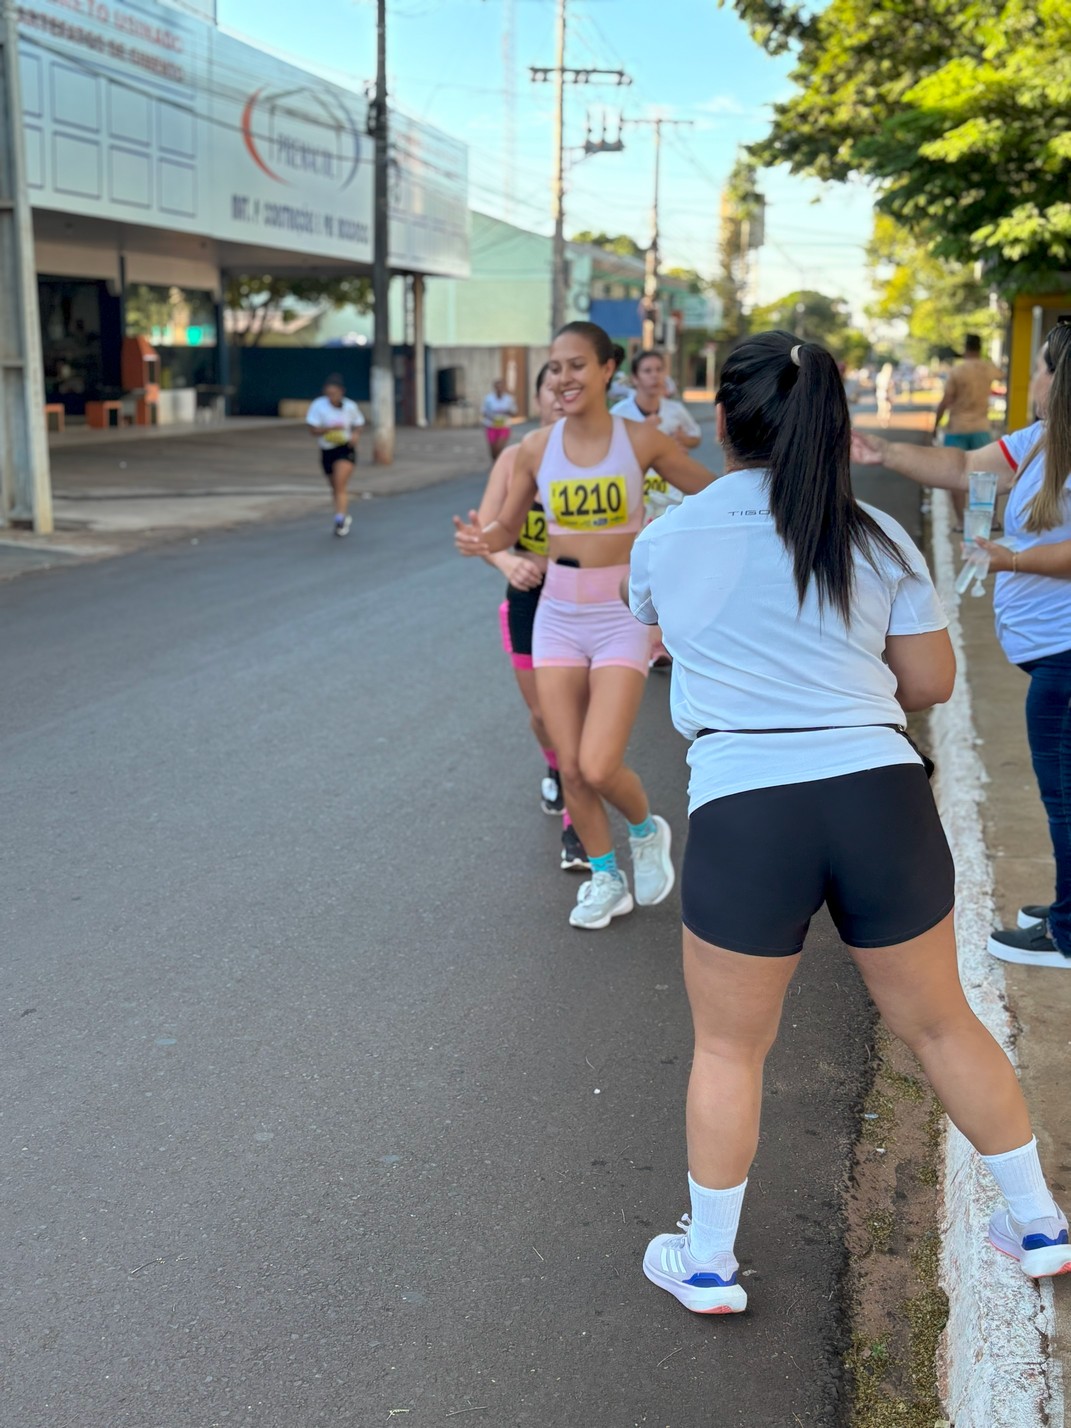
left=371, top=0, right=394, bottom=465
left=0, top=3, right=52, bottom=532
left=531, top=4, right=630, bottom=335
left=623, top=116, right=692, bottom=350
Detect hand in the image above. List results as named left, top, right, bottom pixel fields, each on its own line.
left=643, top=412, right=661, bottom=426
left=974, top=537, right=1013, bottom=572
left=506, top=555, right=544, bottom=590
left=850, top=430, right=887, bottom=466
left=453, top=510, right=489, bottom=557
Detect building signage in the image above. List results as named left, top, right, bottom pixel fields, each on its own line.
left=18, top=0, right=469, bottom=276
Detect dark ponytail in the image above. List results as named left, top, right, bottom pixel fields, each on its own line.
left=555, top=321, right=625, bottom=388
left=535, top=362, right=551, bottom=395
left=717, top=329, right=909, bottom=621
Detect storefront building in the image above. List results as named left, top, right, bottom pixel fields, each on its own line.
left=20, top=0, right=469, bottom=426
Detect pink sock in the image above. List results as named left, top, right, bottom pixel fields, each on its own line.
left=562, top=810, right=572, bottom=830
left=543, top=748, right=558, bottom=771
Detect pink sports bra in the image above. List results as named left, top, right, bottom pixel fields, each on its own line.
left=535, top=417, right=645, bottom=536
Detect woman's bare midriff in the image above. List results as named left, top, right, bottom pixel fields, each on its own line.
left=547, top=531, right=636, bottom=568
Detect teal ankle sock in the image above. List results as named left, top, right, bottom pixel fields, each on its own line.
left=628, top=814, right=656, bottom=840
left=590, top=850, right=618, bottom=877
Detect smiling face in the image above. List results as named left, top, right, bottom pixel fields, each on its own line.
left=547, top=332, right=615, bottom=416
left=634, top=354, right=665, bottom=402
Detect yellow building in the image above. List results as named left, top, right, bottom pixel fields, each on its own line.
left=1007, top=290, right=1071, bottom=429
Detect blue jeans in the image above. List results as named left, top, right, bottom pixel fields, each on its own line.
left=1021, top=649, right=1071, bottom=952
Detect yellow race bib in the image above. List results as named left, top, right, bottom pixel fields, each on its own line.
left=548, top=474, right=629, bottom=531
left=644, top=471, right=668, bottom=497
left=517, top=507, right=548, bottom=555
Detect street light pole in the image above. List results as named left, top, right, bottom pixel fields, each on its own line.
left=0, top=3, right=52, bottom=532
left=531, top=12, right=630, bottom=336
left=622, top=116, right=692, bottom=351
left=550, top=0, right=566, bottom=334
left=371, top=0, right=394, bottom=465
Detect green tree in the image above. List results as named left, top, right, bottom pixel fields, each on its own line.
left=225, top=275, right=372, bottom=346
left=569, top=231, right=645, bottom=259
left=749, top=288, right=871, bottom=365
left=663, top=266, right=708, bottom=295
left=725, top=0, right=1071, bottom=291
left=866, top=215, right=999, bottom=360
left=713, top=153, right=762, bottom=343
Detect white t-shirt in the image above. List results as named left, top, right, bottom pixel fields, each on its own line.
left=628, top=467, right=948, bottom=812
left=611, top=395, right=701, bottom=514
left=306, top=396, right=365, bottom=451
left=995, top=421, right=1071, bottom=663
left=481, top=392, right=517, bottom=429
left=610, top=393, right=701, bottom=442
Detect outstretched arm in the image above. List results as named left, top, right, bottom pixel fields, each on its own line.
left=851, top=430, right=1015, bottom=495
left=630, top=425, right=713, bottom=495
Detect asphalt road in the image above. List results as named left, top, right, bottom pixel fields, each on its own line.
left=1, top=440, right=921, bottom=1428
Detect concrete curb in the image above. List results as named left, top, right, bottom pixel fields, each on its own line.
left=929, top=489, right=1063, bottom=1427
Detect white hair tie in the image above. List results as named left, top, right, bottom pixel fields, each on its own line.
left=790, top=344, right=802, bottom=367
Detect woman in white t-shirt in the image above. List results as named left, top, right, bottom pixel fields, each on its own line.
left=612, top=349, right=702, bottom=668
left=855, top=322, right=1071, bottom=971
left=481, top=380, right=518, bottom=466
left=630, top=329, right=1067, bottom=1317
left=306, top=375, right=366, bottom=538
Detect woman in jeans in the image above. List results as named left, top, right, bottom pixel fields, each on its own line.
left=629, top=329, right=1068, bottom=1316
left=854, top=321, right=1071, bottom=968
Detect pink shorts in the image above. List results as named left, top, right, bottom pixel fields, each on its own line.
left=486, top=426, right=510, bottom=446
left=532, top=563, right=649, bottom=675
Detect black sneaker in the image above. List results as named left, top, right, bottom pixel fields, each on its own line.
left=541, top=767, right=564, bottom=816
left=560, top=825, right=590, bottom=873
left=988, top=921, right=1071, bottom=969
left=1018, top=904, right=1052, bottom=929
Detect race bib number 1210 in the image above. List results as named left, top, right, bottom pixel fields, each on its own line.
left=548, top=474, right=629, bottom=531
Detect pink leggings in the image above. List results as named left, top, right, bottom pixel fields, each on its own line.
left=532, top=563, right=649, bottom=674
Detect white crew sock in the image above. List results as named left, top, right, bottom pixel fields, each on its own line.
left=687, top=1172, right=748, bottom=1261
left=982, top=1137, right=1061, bottom=1224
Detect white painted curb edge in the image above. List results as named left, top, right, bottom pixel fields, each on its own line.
left=929, top=489, right=1062, bottom=1428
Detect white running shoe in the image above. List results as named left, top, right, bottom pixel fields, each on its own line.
left=569, top=870, right=634, bottom=930
left=989, top=1207, right=1071, bottom=1278
left=630, top=814, right=675, bottom=906
left=643, top=1216, right=748, bottom=1315
left=334, top=514, right=353, bottom=537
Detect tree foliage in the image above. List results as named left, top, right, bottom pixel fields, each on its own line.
left=748, top=288, right=870, bottom=365
left=865, top=215, right=998, bottom=359
left=724, top=0, right=1071, bottom=292
left=225, top=274, right=372, bottom=346
left=713, top=153, right=762, bottom=343
left=569, top=231, right=645, bottom=259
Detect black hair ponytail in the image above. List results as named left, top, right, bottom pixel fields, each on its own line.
left=717, top=330, right=909, bottom=621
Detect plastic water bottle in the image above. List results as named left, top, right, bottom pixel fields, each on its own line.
left=956, top=470, right=998, bottom=596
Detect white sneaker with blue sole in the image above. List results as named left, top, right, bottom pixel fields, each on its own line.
left=643, top=1216, right=748, bottom=1314
left=989, top=1208, right=1071, bottom=1278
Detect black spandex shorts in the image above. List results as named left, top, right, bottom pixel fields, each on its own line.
left=681, top=764, right=955, bottom=956
left=321, top=444, right=356, bottom=477
left=505, top=580, right=543, bottom=658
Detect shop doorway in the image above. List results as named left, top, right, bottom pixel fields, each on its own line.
left=38, top=277, right=122, bottom=417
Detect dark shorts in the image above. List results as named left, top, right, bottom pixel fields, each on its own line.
left=504, top=580, right=543, bottom=658
left=681, top=764, right=956, bottom=956
left=321, top=444, right=356, bottom=477
left=943, top=431, right=991, bottom=451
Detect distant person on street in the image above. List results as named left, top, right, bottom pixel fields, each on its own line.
left=306, top=375, right=365, bottom=538
left=875, top=361, right=896, bottom=427
left=481, top=379, right=518, bottom=466
left=632, top=328, right=1069, bottom=1319
left=853, top=320, right=1071, bottom=971
left=933, top=334, right=1002, bottom=528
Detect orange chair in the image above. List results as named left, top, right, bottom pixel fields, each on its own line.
left=44, top=403, right=65, bottom=433
left=86, top=400, right=122, bottom=430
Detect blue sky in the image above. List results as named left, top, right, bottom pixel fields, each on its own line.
left=217, top=0, right=875, bottom=315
